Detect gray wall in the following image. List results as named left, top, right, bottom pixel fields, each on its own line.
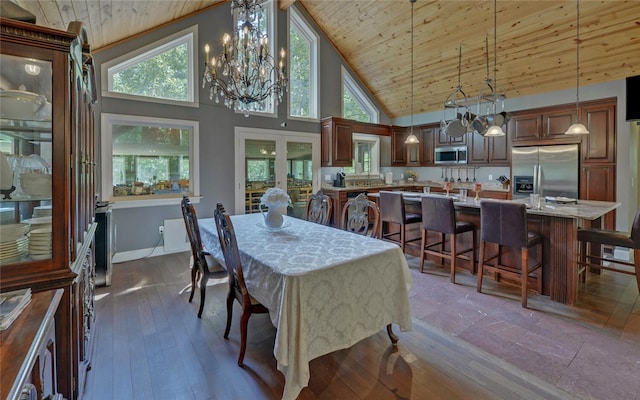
left=93, top=3, right=388, bottom=257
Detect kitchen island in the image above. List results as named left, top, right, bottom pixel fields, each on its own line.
left=372, top=191, right=620, bottom=306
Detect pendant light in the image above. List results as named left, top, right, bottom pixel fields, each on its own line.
left=565, top=0, right=589, bottom=134
left=484, top=0, right=505, bottom=137
left=404, top=0, right=420, bottom=144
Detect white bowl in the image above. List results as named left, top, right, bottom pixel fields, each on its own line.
left=0, top=90, right=51, bottom=121
left=20, top=173, right=51, bottom=196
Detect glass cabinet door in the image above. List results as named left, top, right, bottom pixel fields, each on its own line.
left=0, top=53, right=53, bottom=265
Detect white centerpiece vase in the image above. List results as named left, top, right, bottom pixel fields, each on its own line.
left=259, top=187, right=291, bottom=229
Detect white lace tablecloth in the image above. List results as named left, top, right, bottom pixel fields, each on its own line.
left=199, top=213, right=413, bottom=400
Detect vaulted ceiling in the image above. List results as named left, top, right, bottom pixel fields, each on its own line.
left=10, top=0, right=640, bottom=119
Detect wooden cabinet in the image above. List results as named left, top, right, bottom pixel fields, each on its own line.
left=468, top=129, right=510, bottom=165
left=580, top=99, right=616, bottom=163
left=509, top=111, right=542, bottom=142
left=0, top=289, right=63, bottom=400
left=542, top=107, right=575, bottom=140
left=391, top=124, right=436, bottom=166
left=321, top=117, right=352, bottom=167
left=436, top=127, right=466, bottom=147
left=581, top=164, right=616, bottom=229
left=0, top=18, right=97, bottom=400
left=391, top=126, right=408, bottom=165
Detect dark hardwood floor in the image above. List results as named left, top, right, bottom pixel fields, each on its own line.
left=84, top=251, right=639, bottom=400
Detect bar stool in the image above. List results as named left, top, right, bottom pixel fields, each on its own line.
left=577, top=209, right=640, bottom=291
left=379, top=191, right=421, bottom=252
left=420, top=195, right=477, bottom=284
left=477, top=200, right=543, bottom=308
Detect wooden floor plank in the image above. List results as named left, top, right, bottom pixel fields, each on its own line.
left=84, top=251, right=639, bottom=400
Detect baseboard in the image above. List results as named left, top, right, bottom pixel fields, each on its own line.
left=112, top=247, right=187, bottom=263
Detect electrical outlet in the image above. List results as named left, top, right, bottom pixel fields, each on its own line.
left=488, top=174, right=493, bottom=181
left=159, top=226, right=165, bottom=235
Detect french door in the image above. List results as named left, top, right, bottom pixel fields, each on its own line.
left=234, top=127, right=321, bottom=217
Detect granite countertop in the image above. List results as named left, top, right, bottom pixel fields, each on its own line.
left=322, top=181, right=510, bottom=193
left=393, top=191, right=620, bottom=221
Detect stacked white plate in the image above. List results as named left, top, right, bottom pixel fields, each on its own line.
left=32, top=205, right=52, bottom=218
left=0, top=223, right=29, bottom=263
left=22, top=216, right=52, bottom=230
left=29, top=227, right=52, bottom=260
left=0, top=208, right=14, bottom=223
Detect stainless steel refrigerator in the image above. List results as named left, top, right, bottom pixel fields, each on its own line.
left=511, top=144, right=579, bottom=199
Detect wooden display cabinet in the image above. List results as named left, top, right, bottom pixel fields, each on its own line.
left=1, top=18, right=97, bottom=400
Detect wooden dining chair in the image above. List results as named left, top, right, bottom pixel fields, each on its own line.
left=306, top=190, right=332, bottom=225
left=341, top=193, right=381, bottom=238
left=214, top=203, right=269, bottom=367
left=181, top=195, right=224, bottom=318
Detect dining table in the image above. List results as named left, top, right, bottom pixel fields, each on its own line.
left=199, top=212, right=413, bottom=400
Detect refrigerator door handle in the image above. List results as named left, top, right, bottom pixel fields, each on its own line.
left=533, top=165, right=538, bottom=194
left=537, top=165, right=543, bottom=196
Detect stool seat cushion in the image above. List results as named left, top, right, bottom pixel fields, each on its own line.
left=527, top=232, right=543, bottom=247
left=405, top=213, right=422, bottom=224
left=578, top=228, right=636, bottom=249
left=455, top=221, right=475, bottom=234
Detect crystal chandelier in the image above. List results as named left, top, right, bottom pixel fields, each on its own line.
left=202, top=0, right=287, bottom=116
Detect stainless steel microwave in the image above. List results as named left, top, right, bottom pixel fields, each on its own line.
left=434, top=146, right=468, bottom=164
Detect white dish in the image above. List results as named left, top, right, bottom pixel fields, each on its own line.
left=256, top=221, right=292, bottom=231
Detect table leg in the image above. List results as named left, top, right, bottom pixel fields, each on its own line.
left=386, top=324, right=398, bottom=346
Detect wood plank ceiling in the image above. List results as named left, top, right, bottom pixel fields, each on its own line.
left=10, top=0, right=640, bottom=119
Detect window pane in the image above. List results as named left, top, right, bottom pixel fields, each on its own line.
left=343, top=87, right=370, bottom=122
left=290, top=26, right=310, bottom=118
left=112, top=44, right=188, bottom=101
left=111, top=124, right=191, bottom=197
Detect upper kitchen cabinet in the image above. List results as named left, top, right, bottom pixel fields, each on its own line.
left=321, top=117, right=352, bottom=167
left=419, top=125, right=436, bottom=166
left=580, top=98, right=616, bottom=163
left=390, top=124, right=436, bottom=166
left=509, top=99, right=615, bottom=148
left=436, top=126, right=466, bottom=147
left=391, top=126, right=408, bottom=165
left=1, top=18, right=97, bottom=400
left=321, top=117, right=391, bottom=167
left=468, top=128, right=510, bottom=166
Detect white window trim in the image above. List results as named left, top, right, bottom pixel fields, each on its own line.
left=101, top=25, right=198, bottom=107
left=288, top=6, right=319, bottom=121
left=342, top=66, right=379, bottom=123
left=348, top=133, right=380, bottom=176
left=101, top=113, right=200, bottom=209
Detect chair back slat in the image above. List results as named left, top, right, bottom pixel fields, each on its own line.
left=341, top=193, right=381, bottom=238
left=631, top=209, right=640, bottom=248
left=480, top=200, right=528, bottom=248
left=181, top=195, right=205, bottom=263
left=214, top=203, right=249, bottom=298
left=306, top=190, right=332, bottom=225
left=421, top=196, right=456, bottom=234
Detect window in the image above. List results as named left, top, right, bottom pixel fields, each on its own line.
left=343, top=133, right=380, bottom=175
left=289, top=6, right=319, bottom=120
left=102, top=26, right=197, bottom=106
left=342, top=67, right=379, bottom=123
left=101, top=113, right=200, bottom=209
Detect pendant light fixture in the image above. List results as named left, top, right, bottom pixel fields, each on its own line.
left=484, top=0, right=506, bottom=137
left=404, top=0, right=420, bottom=144
left=565, top=0, right=589, bottom=134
